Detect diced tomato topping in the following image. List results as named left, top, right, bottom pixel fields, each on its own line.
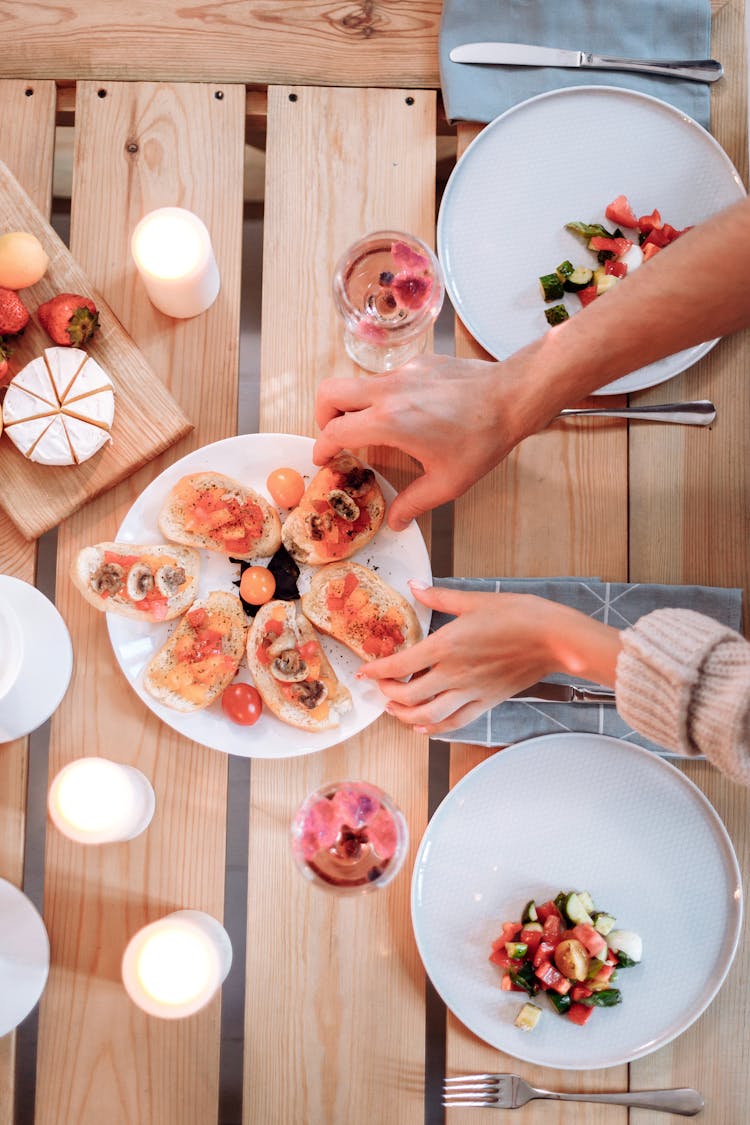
left=642, top=242, right=661, bottom=261
left=265, top=618, right=284, bottom=636
left=542, top=915, right=563, bottom=945
left=313, top=499, right=330, bottom=514
left=571, top=924, right=608, bottom=960
left=577, top=284, right=598, bottom=307
left=299, top=640, right=319, bottom=660
left=568, top=1002, right=595, bottom=1026
left=499, top=973, right=514, bottom=991
left=605, top=259, right=628, bottom=278
left=135, top=592, right=169, bottom=619
left=520, top=927, right=543, bottom=956
left=255, top=644, right=271, bottom=665
left=342, top=572, right=359, bottom=599
left=594, top=963, right=615, bottom=983
left=103, top=550, right=141, bottom=569
left=533, top=940, right=555, bottom=969
left=535, top=962, right=571, bottom=994
left=535, top=901, right=562, bottom=923
left=588, top=236, right=633, bottom=256
left=497, top=922, right=523, bottom=943
left=571, top=983, right=593, bottom=1002
left=638, top=208, right=663, bottom=233
left=187, top=607, right=208, bottom=629
left=605, top=194, right=639, bottom=229
left=488, top=948, right=523, bottom=970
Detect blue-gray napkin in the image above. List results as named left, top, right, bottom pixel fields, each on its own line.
left=440, top=0, right=711, bottom=128
left=429, top=577, right=742, bottom=753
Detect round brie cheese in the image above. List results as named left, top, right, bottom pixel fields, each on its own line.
left=3, top=347, right=115, bottom=467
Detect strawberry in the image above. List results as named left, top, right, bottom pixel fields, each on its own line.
left=37, top=292, right=100, bottom=347
left=0, top=287, right=30, bottom=335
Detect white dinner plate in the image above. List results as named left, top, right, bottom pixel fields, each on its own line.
left=0, top=878, right=50, bottom=1036
left=411, top=733, right=742, bottom=1070
left=108, top=433, right=432, bottom=758
left=437, top=86, right=746, bottom=395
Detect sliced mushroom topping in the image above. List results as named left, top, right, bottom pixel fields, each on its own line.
left=91, top=562, right=125, bottom=597
left=126, top=563, right=155, bottom=602
left=306, top=510, right=334, bottom=541
left=271, top=648, right=309, bottom=683
left=338, top=464, right=375, bottom=499
left=290, top=679, right=328, bottom=710
left=154, top=565, right=186, bottom=596
left=327, top=489, right=360, bottom=522
left=267, top=627, right=297, bottom=658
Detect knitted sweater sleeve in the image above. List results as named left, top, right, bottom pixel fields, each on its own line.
left=615, top=608, right=750, bottom=785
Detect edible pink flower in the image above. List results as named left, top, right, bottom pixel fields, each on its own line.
left=391, top=270, right=434, bottom=311
left=391, top=240, right=430, bottom=271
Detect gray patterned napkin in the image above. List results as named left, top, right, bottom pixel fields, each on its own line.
left=440, top=0, right=712, bottom=128
left=430, top=577, right=742, bottom=753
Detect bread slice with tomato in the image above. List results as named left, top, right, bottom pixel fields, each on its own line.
left=281, top=451, right=385, bottom=566
left=71, top=542, right=201, bottom=622
left=143, top=591, right=247, bottom=712
left=301, top=561, right=421, bottom=660
left=159, top=472, right=282, bottom=561
left=247, top=600, right=352, bottom=731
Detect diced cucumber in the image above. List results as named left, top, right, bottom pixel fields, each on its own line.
left=548, top=992, right=572, bottom=1015
left=514, top=1001, right=542, bottom=1032
left=562, top=266, right=594, bottom=293
left=505, top=942, right=528, bottom=960
left=594, top=272, right=619, bottom=296
left=521, top=899, right=538, bottom=924
left=565, top=221, right=614, bottom=241
left=565, top=892, right=593, bottom=927
left=554, top=891, right=571, bottom=920
left=577, top=890, right=595, bottom=914
left=521, top=922, right=543, bottom=934
left=555, top=259, right=575, bottom=280
left=592, top=911, right=616, bottom=936
left=606, top=930, right=642, bottom=963
left=545, top=304, right=569, bottom=326
left=539, top=273, right=565, bottom=301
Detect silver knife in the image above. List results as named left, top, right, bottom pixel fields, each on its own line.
left=449, top=43, right=723, bottom=84
left=512, top=681, right=617, bottom=704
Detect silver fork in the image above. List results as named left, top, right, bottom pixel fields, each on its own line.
left=443, top=1074, right=704, bottom=1115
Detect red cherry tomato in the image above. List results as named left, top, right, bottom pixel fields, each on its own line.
left=239, top=566, right=276, bottom=605
left=266, top=466, right=305, bottom=509
left=221, top=683, right=263, bottom=726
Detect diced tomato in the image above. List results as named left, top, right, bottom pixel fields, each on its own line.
left=255, top=644, right=271, bottom=665
left=588, top=236, right=633, bottom=256
left=520, top=927, right=543, bottom=956
left=605, top=194, right=639, bottom=229
left=535, top=962, right=571, bottom=994
left=488, top=948, right=523, bottom=971
left=103, top=550, right=141, bottom=569
left=577, top=284, right=598, bottom=307
left=605, top=259, right=628, bottom=278
left=533, top=940, right=555, bottom=969
left=313, top=499, right=330, bottom=514
left=265, top=618, right=284, bottom=636
left=535, top=901, right=562, bottom=923
left=568, top=1002, right=594, bottom=1026
left=500, top=973, right=514, bottom=991
left=638, top=208, right=663, bottom=233
left=571, top=983, right=593, bottom=1002
left=187, top=607, right=208, bottom=629
left=594, top=963, right=615, bottom=984
left=497, top=921, right=522, bottom=942
left=542, top=915, right=563, bottom=945
left=571, top=924, right=608, bottom=960
left=299, top=640, right=319, bottom=660
left=342, top=572, right=359, bottom=599
left=642, top=242, right=661, bottom=261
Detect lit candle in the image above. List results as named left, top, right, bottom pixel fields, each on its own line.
left=47, top=758, right=155, bottom=845
left=130, top=207, right=220, bottom=318
left=121, top=911, right=232, bottom=1019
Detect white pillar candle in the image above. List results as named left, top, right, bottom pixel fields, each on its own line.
left=121, top=911, right=232, bottom=1019
left=47, top=758, right=155, bottom=845
left=130, top=207, right=220, bottom=318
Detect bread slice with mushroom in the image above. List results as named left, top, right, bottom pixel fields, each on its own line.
left=246, top=600, right=352, bottom=731
left=71, top=542, right=201, bottom=622
left=281, top=451, right=385, bottom=566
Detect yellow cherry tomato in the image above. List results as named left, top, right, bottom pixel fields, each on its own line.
left=266, top=466, right=305, bottom=509
left=239, top=566, right=276, bottom=605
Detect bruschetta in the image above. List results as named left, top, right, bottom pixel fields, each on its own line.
left=247, top=600, right=352, bottom=731
left=281, top=451, right=385, bottom=566
left=71, top=542, right=201, bottom=622
left=159, top=472, right=282, bottom=561
left=143, top=591, right=247, bottom=712
left=301, top=561, right=422, bottom=660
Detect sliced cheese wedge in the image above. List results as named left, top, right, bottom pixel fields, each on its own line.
left=61, top=414, right=111, bottom=463
left=4, top=348, right=116, bottom=468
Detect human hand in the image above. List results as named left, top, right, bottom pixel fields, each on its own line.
left=357, top=585, right=621, bottom=736
left=313, top=354, right=533, bottom=531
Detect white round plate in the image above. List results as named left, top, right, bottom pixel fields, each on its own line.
left=107, top=433, right=432, bottom=758
left=411, top=733, right=742, bottom=1070
left=437, top=86, right=746, bottom=395
left=0, top=878, right=50, bottom=1036
left=0, top=575, right=73, bottom=742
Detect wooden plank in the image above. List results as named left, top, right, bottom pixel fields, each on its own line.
left=0, top=77, right=56, bottom=1125
left=243, top=85, right=435, bottom=1125
left=629, top=3, right=750, bottom=1122
left=0, top=160, right=193, bottom=541
left=34, top=81, right=245, bottom=1125
left=444, top=120, right=630, bottom=1119
left=0, top=2, right=441, bottom=87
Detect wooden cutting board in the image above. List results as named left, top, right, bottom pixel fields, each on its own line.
left=0, top=160, right=193, bottom=540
